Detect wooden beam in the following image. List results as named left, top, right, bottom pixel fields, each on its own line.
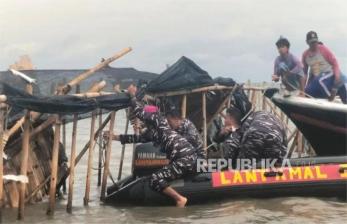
left=17, top=110, right=31, bottom=220
left=97, top=109, right=103, bottom=187
left=151, top=85, right=235, bottom=97
left=66, top=114, right=78, bottom=213
left=181, top=95, right=187, bottom=118
left=100, top=112, right=116, bottom=200
left=18, top=83, right=33, bottom=220
left=84, top=111, right=97, bottom=206
left=117, top=109, right=130, bottom=180
left=46, top=115, right=61, bottom=216
left=202, top=92, right=207, bottom=151
left=0, top=107, right=5, bottom=222
left=87, top=80, right=106, bottom=93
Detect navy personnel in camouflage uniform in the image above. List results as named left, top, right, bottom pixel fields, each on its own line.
left=126, top=85, right=198, bottom=207
left=215, top=107, right=287, bottom=162
left=105, top=105, right=206, bottom=160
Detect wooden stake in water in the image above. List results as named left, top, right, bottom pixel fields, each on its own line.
left=202, top=92, right=207, bottom=151
left=66, top=114, right=78, bottom=213
left=84, top=111, right=97, bottom=206
left=0, top=107, right=5, bottom=223
left=18, top=84, right=33, bottom=220
left=117, top=109, right=130, bottom=180
left=62, top=119, right=67, bottom=194
left=17, top=110, right=31, bottom=220
left=47, top=115, right=61, bottom=216
left=97, top=109, right=103, bottom=187
left=100, top=112, right=116, bottom=200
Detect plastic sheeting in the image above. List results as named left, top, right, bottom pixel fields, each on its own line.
left=2, top=83, right=130, bottom=114
left=146, top=56, right=214, bottom=93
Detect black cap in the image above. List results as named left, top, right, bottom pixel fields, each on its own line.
left=164, top=103, right=181, bottom=118
left=306, top=31, right=319, bottom=44
left=276, top=36, right=290, bottom=48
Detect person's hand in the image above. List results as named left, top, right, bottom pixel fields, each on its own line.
left=220, top=126, right=234, bottom=135
left=103, top=131, right=120, bottom=141
left=103, top=131, right=111, bottom=140
left=127, top=84, right=137, bottom=97
left=272, top=75, right=280, bottom=82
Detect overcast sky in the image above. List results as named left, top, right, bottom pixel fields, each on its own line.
left=1, top=0, right=346, bottom=82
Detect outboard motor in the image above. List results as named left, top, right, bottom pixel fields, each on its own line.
left=132, top=142, right=168, bottom=177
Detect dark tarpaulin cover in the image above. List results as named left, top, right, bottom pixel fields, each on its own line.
left=146, top=56, right=214, bottom=93
left=2, top=84, right=130, bottom=114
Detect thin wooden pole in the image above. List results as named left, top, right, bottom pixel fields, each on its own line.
left=181, top=95, right=187, bottom=118
left=84, top=111, right=97, bottom=206
left=17, top=110, right=30, bottom=220
left=117, top=109, right=130, bottom=180
left=297, top=132, right=303, bottom=158
left=62, top=119, right=67, bottom=194
left=66, top=114, right=78, bottom=213
left=97, top=109, right=103, bottom=187
left=100, top=112, right=116, bottom=200
left=0, top=107, right=5, bottom=222
left=17, top=84, right=32, bottom=220
left=202, top=92, right=207, bottom=151
left=46, top=115, right=61, bottom=216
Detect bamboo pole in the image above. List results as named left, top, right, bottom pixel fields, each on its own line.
left=62, top=119, right=67, bottom=194
left=17, top=110, right=30, bottom=220
left=117, top=109, right=130, bottom=180
left=181, top=95, right=187, bottom=118
left=97, top=109, right=103, bottom=187
left=66, top=114, right=78, bottom=213
left=87, top=81, right=106, bottom=93
left=131, top=118, right=140, bottom=173
left=297, top=132, right=303, bottom=158
left=151, top=85, right=235, bottom=97
left=100, top=112, right=116, bottom=200
left=0, top=107, right=5, bottom=222
left=18, top=84, right=33, bottom=220
left=202, top=92, right=207, bottom=151
left=287, top=131, right=299, bottom=158
left=46, top=115, right=61, bottom=216
left=56, top=48, right=132, bottom=95
left=84, top=111, right=97, bottom=206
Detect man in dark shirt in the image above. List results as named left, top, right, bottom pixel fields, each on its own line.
left=215, top=107, right=287, bottom=162
left=105, top=85, right=199, bottom=207
left=105, top=106, right=206, bottom=160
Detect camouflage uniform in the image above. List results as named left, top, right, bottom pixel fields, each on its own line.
left=119, top=119, right=206, bottom=159
left=129, top=97, right=198, bottom=192
left=222, top=111, right=287, bottom=161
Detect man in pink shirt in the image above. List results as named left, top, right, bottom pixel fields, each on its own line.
left=302, top=31, right=346, bottom=103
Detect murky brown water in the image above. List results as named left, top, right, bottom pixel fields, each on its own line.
left=3, top=111, right=347, bottom=223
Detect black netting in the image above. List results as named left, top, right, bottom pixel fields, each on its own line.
left=146, top=56, right=213, bottom=93
left=1, top=83, right=130, bottom=114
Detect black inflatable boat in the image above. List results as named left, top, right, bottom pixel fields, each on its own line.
left=104, top=143, right=347, bottom=206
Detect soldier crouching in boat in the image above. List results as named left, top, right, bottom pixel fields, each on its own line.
left=104, top=103, right=206, bottom=160
left=104, top=85, right=199, bottom=207
left=214, top=107, right=287, bottom=166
